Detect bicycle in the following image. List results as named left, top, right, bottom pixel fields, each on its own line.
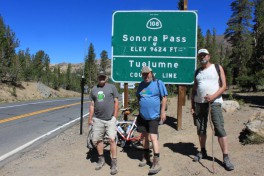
left=86, top=108, right=133, bottom=150
left=115, top=110, right=142, bottom=149
left=86, top=108, right=143, bottom=150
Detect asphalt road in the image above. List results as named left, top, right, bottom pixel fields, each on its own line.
left=0, top=98, right=90, bottom=165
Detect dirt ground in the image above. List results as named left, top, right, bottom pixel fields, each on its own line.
left=0, top=96, right=264, bottom=176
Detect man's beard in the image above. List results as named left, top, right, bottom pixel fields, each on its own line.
left=200, top=60, right=208, bottom=64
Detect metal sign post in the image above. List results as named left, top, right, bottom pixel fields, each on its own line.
left=124, top=83, right=129, bottom=121
left=80, top=75, right=84, bottom=135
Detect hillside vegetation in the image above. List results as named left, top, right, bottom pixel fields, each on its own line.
left=0, top=82, right=81, bottom=103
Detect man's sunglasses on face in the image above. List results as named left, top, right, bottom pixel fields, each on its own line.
left=98, top=75, right=106, bottom=79
left=198, top=53, right=208, bottom=58
left=142, top=72, right=150, bottom=76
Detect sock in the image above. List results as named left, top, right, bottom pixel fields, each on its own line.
left=201, top=148, right=206, bottom=153
left=154, top=153, right=160, bottom=157
left=144, top=148, right=150, bottom=154
left=223, top=154, right=229, bottom=159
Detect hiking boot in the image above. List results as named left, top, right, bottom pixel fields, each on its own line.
left=223, top=156, right=234, bottom=171
left=95, top=156, right=105, bottom=170
left=110, top=158, right=118, bottom=175
left=139, top=152, right=151, bottom=167
left=193, top=151, right=208, bottom=162
left=149, top=156, right=162, bottom=174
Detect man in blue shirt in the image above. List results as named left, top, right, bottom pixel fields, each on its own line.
left=136, top=66, right=168, bottom=174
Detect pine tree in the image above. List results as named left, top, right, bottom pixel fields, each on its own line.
left=204, top=29, right=212, bottom=52
left=43, top=54, right=51, bottom=86
left=32, top=50, right=47, bottom=82
left=224, top=0, right=253, bottom=87
left=84, top=43, right=97, bottom=89
left=0, top=16, right=19, bottom=83
left=9, top=54, right=21, bottom=84
left=32, top=51, right=43, bottom=82
left=0, top=16, right=5, bottom=81
left=250, top=0, right=264, bottom=90
left=197, top=26, right=205, bottom=49
left=66, top=63, right=72, bottom=90
left=70, top=70, right=82, bottom=92
left=219, top=44, right=225, bottom=66
left=51, top=65, right=59, bottom=90
left=100, top=50, right=108, bottom=71
left=17, top=50, right=26, bottom=81
left=177, top=0, right=184, bottom=10
left=210, top=28, right=220, bottom=63
left=223, top=47, right=233, bottom=88
left=24, top=49, right=33, bottom=81
left=17, top=49, right=32, bottom=81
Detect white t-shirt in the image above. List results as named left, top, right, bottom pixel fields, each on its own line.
left=194, top=64, right=223, bottom=103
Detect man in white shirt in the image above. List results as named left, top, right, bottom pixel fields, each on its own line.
left=191, top=49, right=234, bottom=171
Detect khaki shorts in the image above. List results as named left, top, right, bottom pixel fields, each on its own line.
left=92, top=116, right=117, bottom=143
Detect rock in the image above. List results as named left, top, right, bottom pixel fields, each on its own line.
left=245, top=111, right=264, bottom=138
left=37, top=82, right=52, bottom=98
left=222, top=100, right=240, bottom=112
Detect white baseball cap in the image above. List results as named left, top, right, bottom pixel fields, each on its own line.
left=198, top=49, right=209, bottom=55
left=141, top=66, right=152, bottom=73
left=98, top=70, right=107, bottom=77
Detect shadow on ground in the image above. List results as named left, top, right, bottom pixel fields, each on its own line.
left=86, top=145, right=143, bottom=166
left=223, top=93, right=264, bottom=107
left=163, top=142, right=198, bottom=160
left=86, top=148, right=111, bottom=164
left=164, top=142, right=224, bottom=173
left=163, top=115, right=178, bottom=130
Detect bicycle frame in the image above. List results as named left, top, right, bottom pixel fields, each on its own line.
left=116, top=115, right=142, bottom=147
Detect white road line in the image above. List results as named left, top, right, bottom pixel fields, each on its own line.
left=0, top=113, right=89, bottom=162
left=0, top=99, right=81, bottom=109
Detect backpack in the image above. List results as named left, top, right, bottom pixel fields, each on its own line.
left=194, top=64, right=222, bottom=87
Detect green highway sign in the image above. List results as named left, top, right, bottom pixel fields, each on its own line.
left=111, top=11, right=198, bottom=84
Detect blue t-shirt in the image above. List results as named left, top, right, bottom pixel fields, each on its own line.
left=136, top=80, right=168, bottom=120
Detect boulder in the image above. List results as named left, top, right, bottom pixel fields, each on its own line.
left=37, top=82, right=52, bottom=98
left=245, top=111, right=264, bottom=138
left=222, top=100, right=240, bottom=113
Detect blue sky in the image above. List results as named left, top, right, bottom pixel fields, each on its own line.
left=0, top=0, right=233, bottom=64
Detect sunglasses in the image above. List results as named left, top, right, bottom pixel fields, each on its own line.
left=198, top=53, right=208, bottom=58
left=142, top=72, right=150, bottom=76
left=98, top=75, right=106, bottom=79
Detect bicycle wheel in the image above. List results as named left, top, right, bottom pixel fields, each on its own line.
left=87, top=129, right=95, bottom=149
left=130, top=128, right=143, bottom=149
left=103, top=132, right=118, bottom=146
left=130, top=129, right=154, bottom=149
left=115, top=133, right=118, bottom=144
